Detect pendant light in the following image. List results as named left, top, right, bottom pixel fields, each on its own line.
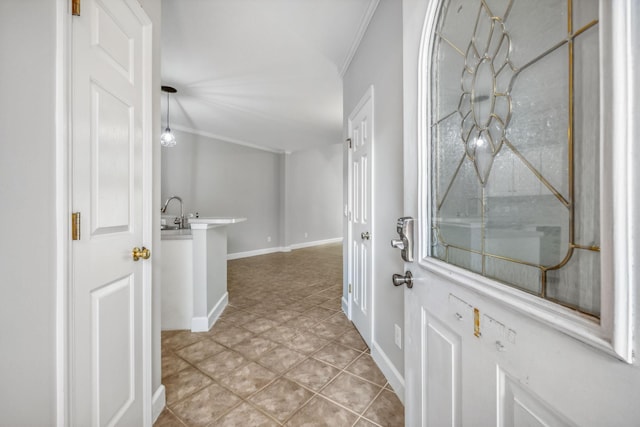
left=161, top=85, right=177, bottom=147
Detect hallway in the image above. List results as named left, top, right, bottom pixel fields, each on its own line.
left=155, top=244, right=404, bottom=426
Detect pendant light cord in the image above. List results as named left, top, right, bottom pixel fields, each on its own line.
left=166, top=91, right=171, bottom=129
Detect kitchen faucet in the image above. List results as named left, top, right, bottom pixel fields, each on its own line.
left=161, top=196, right=187, bottom=229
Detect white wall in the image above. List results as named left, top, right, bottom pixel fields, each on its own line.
left=0, top=1, right=57, bottom=423
left=288, top=144, right=343, bottom=246
left=161, top=129, right=343, bottom=254
left=343, top=0, right=405, bottom=391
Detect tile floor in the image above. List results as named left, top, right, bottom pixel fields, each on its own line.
left=155, top=243, right=404, bottom=426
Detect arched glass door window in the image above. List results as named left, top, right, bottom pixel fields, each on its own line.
left=429, top=0, right=600, bottom=317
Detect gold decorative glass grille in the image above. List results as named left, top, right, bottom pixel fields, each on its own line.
left=430, top=0, right=600, bottom=317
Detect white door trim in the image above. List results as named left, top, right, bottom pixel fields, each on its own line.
left=56, top=1, right=155, bottom=424
left=55, top=0, right=71, bottom=425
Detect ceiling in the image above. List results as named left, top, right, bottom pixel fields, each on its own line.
left=161, top=0, right=379, bottom=153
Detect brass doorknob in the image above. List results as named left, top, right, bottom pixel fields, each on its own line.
left=132, top=246, right=151, bottom=261
left=361, top=231, right=371, bottom=240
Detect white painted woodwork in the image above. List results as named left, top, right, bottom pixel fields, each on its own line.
left=190, top=224, right=229, bottom=332
left=71, top=0, right=151, bottom=424
left=348, top=87, right=374, bottom=346
left=161, top=219, right=245, bottom=332
left=160, top=238, right=193, bottom=330
left=403, top=1, right=640, bottom=426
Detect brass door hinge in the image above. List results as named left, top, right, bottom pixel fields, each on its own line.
left=348, top=283, right=352, bottom=294
left=72, top=212, right=81, bottom=241
left=72, top=0, right=80, bottom=16
left=346, top=138, right=352, bottom=149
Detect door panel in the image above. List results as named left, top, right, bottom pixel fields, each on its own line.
left=424, top=313, right=461, bottom=427
left=92, top=83, right=133, bottom=233
left=348, top=88, right=374, bottom=345
left=92, top=276, right=135, bottom=426
left=403, top=1, right=640, bottom=425
left=72, top=0, right=150, bottom=424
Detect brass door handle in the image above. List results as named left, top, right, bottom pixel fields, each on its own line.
left=361, top=231, right=370, bottom=240
left=132, top=246, right=151, bottom=261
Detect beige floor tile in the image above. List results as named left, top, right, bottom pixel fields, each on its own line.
left=162, top=330, right=205, bottom=351
left=284, top=396, right=358, bottom=427
left=362, top=389, right=405, bottom=426
left=301, top=306, right=336, bottom=321
left=161, top=352, right=191, bottom=379
left=282, top=316, right=320, bottom=331
left=284, top=331, right=330, bottom=354
left=159, top=244, right=403, bottom=427
left=153, top=409, right=185, bottom=427
left=242, top=317, right=280, bottom=334
left=218, top=362, right=277, bottom=397
left=346, top=353, right=388, bottom=386
left=231, top=335, right=278, bottom=360
left=312, top=342, right=362, bottom=369
left=257, top=345, right=306, bottom=373
left=207, top=323, right=254, bottom=347
left=320, top=372, right=382, bottom=414
left=164, top=366, right=213, bottom=407
left=353, top=417, right=380, bottom=427
left=195, top=349, right=248, bottom=381
left=259, top=324, right=299, bottom=345
left=284, top=358, right=340, bottom=391
left=324, top=313, right=354, bottom=329
left=171, top=383, right=241, bottom=426
left=336, top=328, right=369, bottom=351
left=175, top=338, right=225, bottom=364
left=214, top=402, right=279, bottom=427
left=249, top=378, right=314, bottom=422
left=309, top=320, right=349, bottom=340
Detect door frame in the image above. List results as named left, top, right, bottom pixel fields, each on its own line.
left=55, top=0, right=155, bottom=424
left=405, top=0, right=638, bottom=363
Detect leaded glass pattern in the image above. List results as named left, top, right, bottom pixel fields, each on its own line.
left=430, top=0, right=600, bottom=317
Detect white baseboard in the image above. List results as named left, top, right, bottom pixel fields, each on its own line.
left=191, top=292, right=228, bottom=332
left=152, top=385, right=166, bottom=423
left=227, top=238, right=342, bottom=260
left=371, top=341, right=405, bottom=404
left=342, top=296, right=350, bottom=319
left=227, top=246, right=286, bottom=260
left=290, top=237, right=343, bottom=250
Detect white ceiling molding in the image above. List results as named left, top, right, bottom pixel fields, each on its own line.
left=171, top=125, right=284, bottom=155
left=339, top=0, right=381, bottom=77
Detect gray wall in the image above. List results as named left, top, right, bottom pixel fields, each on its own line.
left=0, top=1, right=57, bottom=423
left=343, top=0, right=405, bottom=387
left=162, top=130, right=343, bottom=254
left=288, top=144, right=343, bottom=245
left=162, top=130, right=283, bottom=253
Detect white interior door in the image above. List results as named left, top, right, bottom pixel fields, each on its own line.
left=71, top=0, right=151, bottom=425
left=348, top=87, right=374, bottom=346
left=403, top=1, right=640, bottom=426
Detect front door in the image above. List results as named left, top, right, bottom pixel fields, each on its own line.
left=403, top=1, right=640, bottom=425
left=348, top=87, right=374, bottom=346
left=71, top=0, right=152, bottom=424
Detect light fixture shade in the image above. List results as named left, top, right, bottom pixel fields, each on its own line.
left=160, top=127, right=177, bottom=147
left=161, top=85, right=178, bottom=147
